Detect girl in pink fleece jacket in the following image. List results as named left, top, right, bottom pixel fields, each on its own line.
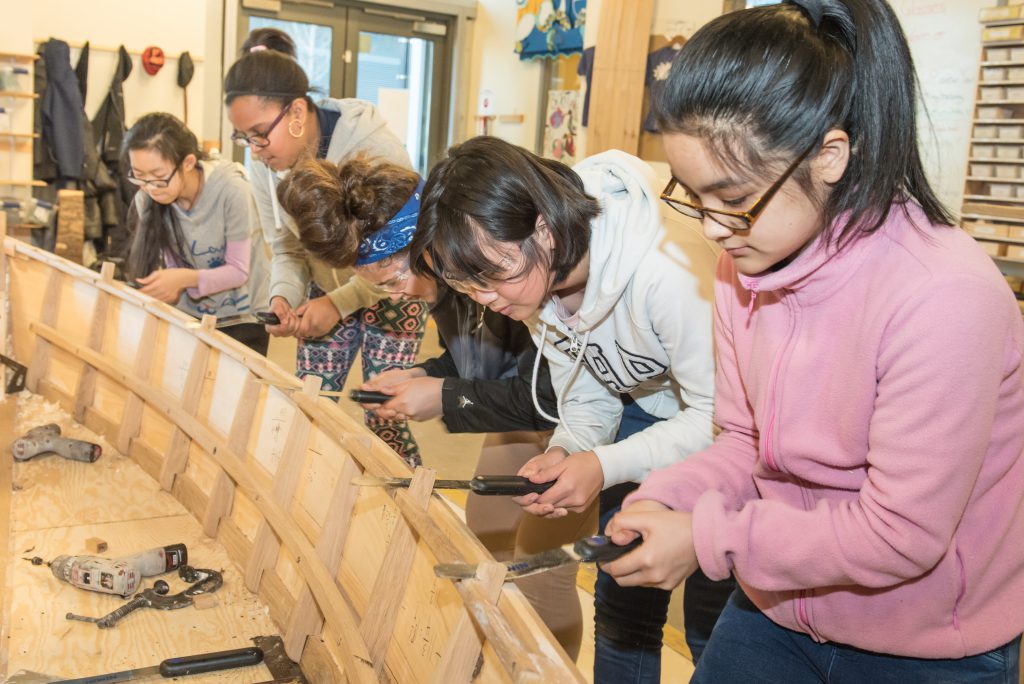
left=604, top=0, right=1024, bottom=681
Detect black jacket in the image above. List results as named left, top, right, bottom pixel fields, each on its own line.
left=417, top=294, right=558, bottom=433
left=34, top=39, right=84, bottom=182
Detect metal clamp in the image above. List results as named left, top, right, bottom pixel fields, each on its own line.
left=66, top=565, right=222, bottom=628
left=0, top=354, right=26, bottom=393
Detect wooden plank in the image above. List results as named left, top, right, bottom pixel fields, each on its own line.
left=360, top=468, right=436, bottom=674
left=202, top=372, right=260, bottom=537
left=0, top=213, right=7, bottom=402
left=432, top=559, right=506, bottom=684
left=72, top=262, right=115, bottom=422
left=54, top=189, right=85, bottom=264
left=158, top=315, right=216, bottom=491
left=0, top=396, right=17, bottom=677
left=24, top=269, right=62, bottom=393
left=587, top=0, right=656, bottom=156
left=282, top=454, right=361, bottom=661
left=116, top=315, right=159, bottom=454
left=243, top=375, right=320, bottom=592
left=28, top=320, right=379, bottom=684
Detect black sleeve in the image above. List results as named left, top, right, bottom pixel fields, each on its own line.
left=414, top=348, right=459, bottom=379
left=439, top=349, right=559, bottom=433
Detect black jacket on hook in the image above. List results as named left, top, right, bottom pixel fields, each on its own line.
left=33, top=38, right=84, bottom=182
left=91, top=45, right=135, bottom=252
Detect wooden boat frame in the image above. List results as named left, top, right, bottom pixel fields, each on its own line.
left=0, top=218, right=584, bottom=683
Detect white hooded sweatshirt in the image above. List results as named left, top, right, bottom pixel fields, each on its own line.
left=531, top=150, right=717, bottom=487
left=249, top=98, right=411, bottom=315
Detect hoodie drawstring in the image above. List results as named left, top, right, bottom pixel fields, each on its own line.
left=531, top=322, right=591, bottom=450
left=747, top=281, right=760, bottom=322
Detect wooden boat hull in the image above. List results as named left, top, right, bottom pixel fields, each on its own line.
left=0, top=225, right=583, bottom=683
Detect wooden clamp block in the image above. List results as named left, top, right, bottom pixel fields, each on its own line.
left=85, top=537, right=107, bottom=554
left=192, top=593, right=219, bottom=610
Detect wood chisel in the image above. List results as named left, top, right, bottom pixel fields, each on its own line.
left=352, top=474, right=555, bottom=496
left=434, top=534, right=643, bottom=580
left=52, top=646, right=264, bottom=683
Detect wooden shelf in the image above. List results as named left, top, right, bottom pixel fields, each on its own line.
left=982, top=60, right=1024, bottom=67
left=983, top=19, right=1024, bottom=28
left=977, top=99, right=1024, bottom=105
left=981, top=80, right=1024, bottom=86
left=0, top=91, right=37, bottom=100
left=970, top=157, right=1024, bottom=165
left=0, top=133, right=37, bottom=142
left=984, top=40, right=1024, bottom=48
left=970, top=234, right=1024, bottom=246
left=994, top=256, right=1024, bottom=278
left=968, top=176, right=1024, bottom=184
left=0, top=179, right=45, bottom=188
left=963, top=212, right=1024, bottom=225
left=971, top=138, right=1024, bottom=143
left=0, top=52, right=36, bottom=62
left=976, top=119, right=1024, bottom=124
left=965, top=194, right=1024, bottom=203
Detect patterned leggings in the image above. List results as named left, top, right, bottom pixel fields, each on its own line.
left=296, top=284, right=428, bottom=467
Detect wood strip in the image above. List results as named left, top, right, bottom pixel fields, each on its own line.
left=0, top=395, right=17, bottom=676
left=158, top=315, right=216, bottom=491
left=201, top=372, right=259, bottom=536
left=432, top=560, right=506, bottom=684
left=282, top=454, right=361, bottom=661
left=116, top=314, right=159, bottom=454
left=72, top=262, right=115, bottom=422
left=0, top=213, right=7, bottom=401
left=28, top=321, right=378, bottom=684
left=360, top=467, right=437, bottom=674
left=24, top=269, right=62, bottom=393
left=244, top=375, right=320, bottom=592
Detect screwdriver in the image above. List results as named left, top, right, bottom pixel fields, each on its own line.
left=53, top=646, right=264, bottom=683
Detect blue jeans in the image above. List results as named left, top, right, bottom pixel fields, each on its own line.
left=593, top=399, right=735, bottom=683
left=694, top=589, right=1022, bottom=683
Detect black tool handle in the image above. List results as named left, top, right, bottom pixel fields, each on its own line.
left=160, top=647, right=264, bottom=676
left=573, top=535, right=643, bottom=563
left=349, top=389, right=393, bottom=404
left=469, top=475, right=556, bottom=496
left=255, top=311, right=280, bottom=325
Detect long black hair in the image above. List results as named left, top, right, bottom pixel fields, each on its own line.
left=120, top=113, right=204, bottom=280
left=654, top=0, right=953, bottom=247
left=409, top=136, right=600, bottom=288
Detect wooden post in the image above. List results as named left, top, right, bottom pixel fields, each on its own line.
left=72, top=262, right=115, bottom=422
left=116, top=315, right=159, bottom=454
left=54, top=189, right=85, bottom=264
left=243, top=375, right=320, bottom=592
left=24, top=269, right=62, bottom=393
left=586, top=0, right=656, bottom=156
left=202, top=372, right=260, bottom=537
left=359, top=467, right=436, bottom=675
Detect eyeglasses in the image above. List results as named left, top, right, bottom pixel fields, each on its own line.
left=442, top=252, right=518, bottom=296
left=661, top=141, right=817, bottom=232
left=127, top=165, right=179, bottom=189
left=230, top=103, right=291, bottom=149
left=375, top=261, right=412, bottom=294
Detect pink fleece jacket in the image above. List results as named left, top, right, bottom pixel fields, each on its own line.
left=627, top=202, right=1024, bottom=658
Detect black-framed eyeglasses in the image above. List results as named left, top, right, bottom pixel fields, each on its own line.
left=127, top=165, right=179, bottom=189
left=661, top=140, right=818, bottom=232
left=230, top=103, right=292, bottom=149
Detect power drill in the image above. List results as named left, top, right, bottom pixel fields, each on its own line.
left=11, top=423, right=102, bottom=463
left=39, top=544, right=188, bottom=597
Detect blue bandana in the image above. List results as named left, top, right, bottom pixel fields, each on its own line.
left=355, top=178, right=425, bottom=265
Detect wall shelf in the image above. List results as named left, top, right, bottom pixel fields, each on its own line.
left=965, top=194, right=1024, bottom=203
left=0, top=92, right=38, bottom=100
left=982, top=60, right=1024, bottom=66
left=963, top=212, right=1024, bottom=225
left=0, top=52, right=36, bottom=62
left=970, top=138, right=1024, bottom=143
left=0, top=133, right=38, bottom=142
left=0, top=179, right=46, bottom=188
left=967, top=176, right=1024, bottom=184
left=975, top=119, right=1024, bottom=124
left=970, top=156, right=1024, bottom=164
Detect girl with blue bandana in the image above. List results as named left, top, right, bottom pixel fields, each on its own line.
left=277, top=155, right=596, bottom=660
left=224, top=48, right=428, bottom=465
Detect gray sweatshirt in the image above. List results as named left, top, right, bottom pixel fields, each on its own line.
left=134, top=158, right=270, bottom=324
left=249, top=98, right=413, bottom=314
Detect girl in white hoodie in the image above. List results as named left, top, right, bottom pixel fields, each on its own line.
left=413, top=135, right=727, bottom=682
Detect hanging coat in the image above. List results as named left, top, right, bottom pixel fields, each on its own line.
left=33, top=38, right=85, bottom=182
left=90, top=46, right=135, bottom=252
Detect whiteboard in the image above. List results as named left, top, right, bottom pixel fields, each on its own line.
left=891, top=0, right=988, bottom=214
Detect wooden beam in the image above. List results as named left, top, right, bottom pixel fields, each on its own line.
left=72, top=262, right=115, bottom=422
left=359, top=468, right=436, bottom=674
left=432, top=559, right=506, bottom=684
left=24, top=269, right=62, bottom=393
left=587, top=0, right=656, bottom=156
left=202, top=372, right=260, bottom=537
left=116, top=315, right=159, bottom=454
left=0, top=395, right=16, bottom=676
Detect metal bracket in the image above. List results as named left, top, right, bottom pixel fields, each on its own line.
left=0, top=354, right=26, bottom=393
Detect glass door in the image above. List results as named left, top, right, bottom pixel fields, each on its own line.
left=237, top=3, right=453, bottom=175
left=344, top=8, right=452, bottom=174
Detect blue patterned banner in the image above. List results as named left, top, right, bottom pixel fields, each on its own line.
left=515, top=0, right=588, bottom=61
